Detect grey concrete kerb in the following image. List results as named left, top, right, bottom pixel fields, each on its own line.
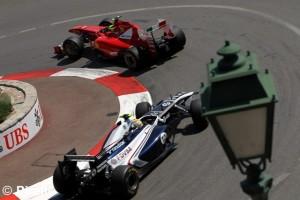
left=0, top=80, right=37, bottom=131
left=0, top=80, right=43, bottom=158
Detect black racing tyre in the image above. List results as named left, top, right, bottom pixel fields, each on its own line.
left=62, top=36, right=84, bottom=60
left=122, top=47, right=142, bottom=69
left=135, top=102, right=151, bottom=119
left=190, top=99, right=207, bottom=128
left=99, top=18, right=112, bottom=26
left=170, top=25, right=186, bottom=50
left=111, top=165, right=139, bottom=199
left=53, top=163, right=78, bottom=196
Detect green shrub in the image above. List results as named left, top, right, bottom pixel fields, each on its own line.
left=0, top=92, right=13, bottom=123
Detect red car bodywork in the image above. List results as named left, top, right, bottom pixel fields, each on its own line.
left=82, top=20, right=166, bottom=57
left=54, top=17, right=186, bottom=69
left=55, top=18, right=174, bottom=59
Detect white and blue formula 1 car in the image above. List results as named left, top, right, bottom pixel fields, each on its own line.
left=53, top=91, right=205, bottom=199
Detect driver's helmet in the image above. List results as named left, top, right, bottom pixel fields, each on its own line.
left=131, top=117, right=143, bottom=128
left=120, top=114, right=143, bottom=130
left=108, top=24, right=115, bottom=31
left=108, top=16, right=121, bottom=31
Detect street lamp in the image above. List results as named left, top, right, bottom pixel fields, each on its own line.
left=200, top=41, right=278, bottom=200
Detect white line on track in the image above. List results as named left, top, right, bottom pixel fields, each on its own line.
left=1, top=5, right=300, bottom=40
left=273, top=172, right=290, bottom=187
left=19, top=27, right=37, bottom=33
left=50, top=5, right=300, bottom=38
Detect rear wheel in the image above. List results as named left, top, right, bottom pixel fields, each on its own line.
left=122, top=47, right=142, bottom=69
left=111, top=165, right=139, bottom=199
left=63, top=36, right=84, bottom=60
left=170, top=25, right=186, bottom=50
left=53, top=162, right=78, bottom=197
left=135, top=102, right=151, bottom=119
left=190, top=99, right=207, bottom=128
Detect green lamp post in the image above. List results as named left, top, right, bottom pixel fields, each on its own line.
left=200, top=41, right=278, bottom=200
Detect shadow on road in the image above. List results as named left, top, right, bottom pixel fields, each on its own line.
left=180, top=119, right=209, bottom=135
left=52, top=47, right=180, bottom=78
left=169, top=115, right=209, bottom=136
left=54, top=48, right=116, bottom=68
left=49, top=192, right=135, bottom=200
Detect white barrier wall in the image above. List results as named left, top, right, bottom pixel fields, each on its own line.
left=0, top=99, right=43, bottom=158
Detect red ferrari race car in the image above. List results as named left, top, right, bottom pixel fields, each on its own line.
left=54, top=16, right=186, bottom=69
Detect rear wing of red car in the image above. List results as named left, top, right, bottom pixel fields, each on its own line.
left=146, top=19, right=174, bottom=38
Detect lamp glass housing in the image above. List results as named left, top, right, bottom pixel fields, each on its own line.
left=215, top=107, right=267, bottom=159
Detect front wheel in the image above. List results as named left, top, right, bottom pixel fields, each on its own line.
left=111, top=165, right=139, bottom=199
left=190, top=99, right=207, bottom=129
left=62, top=36, right=84, bottom=60
left=135, top=102, right=151, bottom=119
left=122, top=47, right=142, bottom=69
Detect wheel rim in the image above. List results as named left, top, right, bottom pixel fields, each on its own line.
left=126, top=171, right=138, bottom=191
left=124, top=53, right=137, bottom=68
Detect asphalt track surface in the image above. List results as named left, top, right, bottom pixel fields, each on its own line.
left=1, top=0, right=300, bottom=199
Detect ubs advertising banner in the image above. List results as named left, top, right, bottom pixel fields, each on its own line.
left=0, top=99, right=43, bottom=158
